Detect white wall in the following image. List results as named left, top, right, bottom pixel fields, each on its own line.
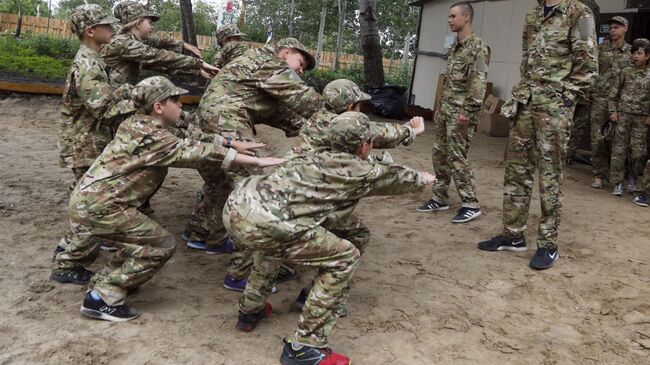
left=410, top=0, right=639, bottom=109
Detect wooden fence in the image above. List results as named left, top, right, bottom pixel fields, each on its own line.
left=0, top=12, right=403, bottom=73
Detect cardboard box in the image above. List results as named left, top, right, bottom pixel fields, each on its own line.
left=478, top=94, right=510, bottom=137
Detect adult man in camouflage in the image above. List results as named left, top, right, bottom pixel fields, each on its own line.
left=590, top=16, right=631, bottom=189
left=185, top=38, right=322, bottom=291
left=225, top=112, right=435, bottom=365
left=478, top=0, right=598, bottom=270
left=417, top=2, right=489, bottom=224
left=52, top=76, right=283, bottom=321
left=101, top=1, right=218, bottom=86
left=212, top=24, right=247, bottom=69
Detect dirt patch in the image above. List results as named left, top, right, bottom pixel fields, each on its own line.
left=0, top=95, right=648, bottom=364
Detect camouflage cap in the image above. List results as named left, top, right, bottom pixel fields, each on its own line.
left=275, top=37, right=316, bottom=71
left=114, top=1, right=159, bottom=29
left=132, top=76, right=188, bottom=111
left=607, top=16, right=629, bottom=27
left=323, top=79, right=372, bottom=113
left=633, top=38, right=650, bottom=46
left=326, top=111, right=372, bottom=154
left=216, top=24, right=246, bottom=46
left=69, top=4, right=119, bottom=36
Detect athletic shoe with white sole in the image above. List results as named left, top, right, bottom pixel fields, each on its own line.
left=416, top=199, right=449, bottom=212
left=612, top=183, right=624, bottom=197
left=451, top=207, right=481, bottom=223
left=280, top=338, right=350, bottom=365
left=477, top=235, right=527, bottom=252
left=633, top=194, right=648, bottom=207
left=80, top=291, right=140, bottom=322
left=529, top=247, right=559, bottom=270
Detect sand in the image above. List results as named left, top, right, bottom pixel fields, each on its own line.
left=0, top=94, right=648, bottom=364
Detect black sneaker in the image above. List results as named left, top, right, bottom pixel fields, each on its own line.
left=280, top=338, right=350, bottom=365
left=80, top=291, right=140, bottom=322
left=451, top=207, right=481, bottom=223
left=416, top=199, right=449, bottom=212
left=54, top=245, right=65, bottom=254
left=633, top=194, right=648, bottom=207
left=50, top=267, right=94, bottom=285
left=529, top=247, right=559, bottom=270
left=236, top=303, right=272, bottom=332
left=477, top=235, right=526, bottom=252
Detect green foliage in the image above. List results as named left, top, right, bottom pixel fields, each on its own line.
left=0, top=0, right=52, bottom=17
left=385, top=61, right=412, bottom=90
left=149, top=0, right=219, bottom=36
left=303, top=61, right=412, bottom=92
left=0, top=35, right=76, bottom=80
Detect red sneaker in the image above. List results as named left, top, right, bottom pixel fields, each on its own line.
left=236, top=303, right=272, bottom=332
left=280, top=338, right=350, bottom=365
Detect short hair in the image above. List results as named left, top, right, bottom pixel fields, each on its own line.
left=631, top=43, right=650, bottom=64
left=450, top=1, right=474, bottom=21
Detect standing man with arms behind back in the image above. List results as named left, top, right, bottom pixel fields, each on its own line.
left=477, top=0, right=598, bottom=270
left=417, top=1, right=490, bottom=224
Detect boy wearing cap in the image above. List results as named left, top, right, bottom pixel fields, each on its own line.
left=225, top=112, right=435, bottom=365
left=52, top=76, right=285, bottom=321
left=101, top=0, right=218, bottom=85
left=183, top=38, right=323, bottom=290
left=590, top=16, right=632, bottom=189
left=416, top=2, right=489, bottom=224
left=608, top=41, right=650, bottom=196
left=212, top=24, right=247, bottom=69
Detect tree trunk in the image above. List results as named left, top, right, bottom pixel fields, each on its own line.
left=315, top=0, right=327, bottom=69
left=334, top=0, right=346, bottom=70
left=179, top=0, right=198, bottom=46
left=401, top=34, right=410, bottom=64
left=15, top=0, right=22, bottom=38
left=358, top=0, right=384, bottom=88
left=288, top=0, right=295, bottom=36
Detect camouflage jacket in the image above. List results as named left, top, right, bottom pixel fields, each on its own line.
left=101, top=32, right=202, bottom=85
left=198, top=45, right=323, bottom=138
left=512, top=0, right=598, bottom=104
left=292, top=109, right=415, bottom=154
left=593, top=41, right=632, bottom=99
left=441, top=33, right=490, bottom=116
left=148, top=34, right=184, bottom=53
left=609, top=66, right=650, bottom=116
left=59, top=44, right=135, bottom=169
left=71, top=112, right=236, bottom=214
left=227, top=149, right=426, bottom=241
left=212, top=41, right=247, bottom=69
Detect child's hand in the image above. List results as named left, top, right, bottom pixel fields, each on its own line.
left=256, top=157, right=287, bottom=168
left=200, top=62, right=220, bottom=79
left=404, top=116, right=425, bottom=135
left=230, top=140, right=266, bottom=156
left=420, top=171, right=436, bottom=185
left=609, top=112, right=619, bottom=122
left=183, top=42, right=202, bottom=58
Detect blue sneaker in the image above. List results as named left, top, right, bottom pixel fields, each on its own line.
left=529, top=247, right=559, bottom=270
left=633, top=194, right=648, bottom=207
left=224, top=274, right=278, bottom=293
left=451, top=207, right=481, bottom=223
left=416, top=199, right=449, bottom=212
left=206, top=238, right=234, bottom=255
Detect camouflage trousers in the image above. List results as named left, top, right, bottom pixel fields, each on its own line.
left=567, top=103, right=591, bottom=159
left=430, top=103, right=480, bottom=208
left=225, top=206, right=361, bottom=348
left=610, top=112, right=648, bottom=184
left=637, top=160, right=650, bottom=195
left=502, top=97, right=575, bottom=249
left=591, top=97, right=611, bottom=178
left=53, top=204, right=176, bottom=306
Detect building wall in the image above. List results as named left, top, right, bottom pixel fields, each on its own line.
left=410, top=0, right=639, bottom=109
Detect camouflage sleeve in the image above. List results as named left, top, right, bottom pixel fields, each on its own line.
left=365, top=164, right=427, bottom=197
left=143, top=127, right=235, bottom=169
left=120, top=38, right=202, bottom=75
left=262, top=106, right=306, bottom=137
left=565, top=8, right=598, bottom=99
left=261, top=68, right=324, bottom=118
left=147, top=34, right=184, bottom=53
left=369, top=122, right=414, bottom=149
left=461, top=43, right=490, bottom=116
left=511, top=17, right=531, bottom=103
left=212, top=51, right=224, bottom=68
left=608, top=69, right=625, bottom=114
left=76, top=66, right=134, bottom=125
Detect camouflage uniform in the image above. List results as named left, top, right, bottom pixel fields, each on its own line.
left=590, top=36, right=632, bottom=178
left=501, top=0, right=598, bottom=249
left=224, top=112, right=427, bottom=348
left=431, top=33, right=489, bottom=209
left=608, top=66, right=650, bottom=183
left=212, top=24, right=247, bottom=69
left=567, top=101, right=591, bottom=159
left=101, top=1, right=202, bottom=85
left=53, top=77, right=238, bottom=306
left=638, top=160, right=650, bottom=195
left=185, top=39, right=321, bottom=276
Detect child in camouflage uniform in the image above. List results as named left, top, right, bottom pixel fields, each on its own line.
left=224, top=112, right=435, bottom=365
left=608, top=42, right=650, bottom=196
left=101, top=1, right=218, bottom=85
left=212, top=24, right=247, bottom=69
left=51, top=76, right=284, bottom=322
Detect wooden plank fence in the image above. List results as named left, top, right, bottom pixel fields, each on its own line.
left=0, top=12, right=403, bottom=74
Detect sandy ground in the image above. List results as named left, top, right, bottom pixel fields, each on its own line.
left=0, top=94, right=649, bottom=365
